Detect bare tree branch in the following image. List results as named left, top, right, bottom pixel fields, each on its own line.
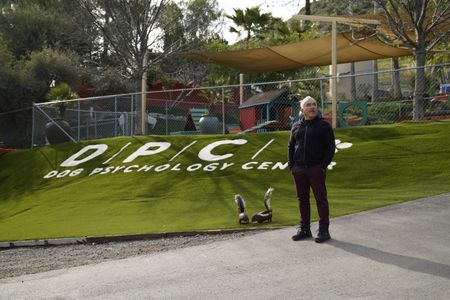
left=426, top=30, right=450, bottom=51
left=425, top=1, right=450, bottom=33
left=378, top=0, right=417, bottom=48
left=416, top=0, right=428, bottom=29
left=373, top=0, right=449, bottom=121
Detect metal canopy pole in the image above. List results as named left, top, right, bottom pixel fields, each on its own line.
left=141, top=52, right=148, bottom=135
left=291, top=15, right=381, bottom=25
left=291, top=15, right=380, bottom=128
left=331, top=20, right=337, bottom=129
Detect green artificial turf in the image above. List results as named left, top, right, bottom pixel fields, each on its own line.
left=1, top=121, right=450, bottom=241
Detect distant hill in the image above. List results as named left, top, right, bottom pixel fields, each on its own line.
left=299, top=0, right=374, bottom=16
left=297, top=0, right=376, bottom=33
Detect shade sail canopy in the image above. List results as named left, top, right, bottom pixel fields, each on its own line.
left=186, top=31, right=412, bottom=73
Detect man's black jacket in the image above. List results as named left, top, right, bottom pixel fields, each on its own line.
left=288, top=115, right=335, bottom=170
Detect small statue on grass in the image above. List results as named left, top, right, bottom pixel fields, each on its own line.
left=251, top=187, right=274, bottom=223
left=234, top=194, right=249, bottom=224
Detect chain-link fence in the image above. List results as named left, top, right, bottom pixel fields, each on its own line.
left=31, top=94, right=142, bottom=147
left=0, top=63, right=448, bottom=149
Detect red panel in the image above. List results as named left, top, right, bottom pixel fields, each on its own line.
left=240, top=107, right=256, bottom=130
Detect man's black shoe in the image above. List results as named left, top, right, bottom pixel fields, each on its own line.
left=315, top=229, right=331, bottom=243
left=291, top=228, right=312, bottom=241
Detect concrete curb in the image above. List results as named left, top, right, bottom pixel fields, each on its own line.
left=0, top=227, right=284, bottom=250
left=0, top=237, right=87, bottom=249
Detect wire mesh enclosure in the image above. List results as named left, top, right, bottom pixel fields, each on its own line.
left=0, top=64, right=448, bottom=149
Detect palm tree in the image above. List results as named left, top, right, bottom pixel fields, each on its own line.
left=47, top=83, right=78, bottom=119
left=226, top=7, right=273, bottom=46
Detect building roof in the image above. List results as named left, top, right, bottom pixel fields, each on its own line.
left=239, top=89, right=290, bottom=108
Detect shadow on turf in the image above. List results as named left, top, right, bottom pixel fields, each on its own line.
left=329, top=239, right=450, bottom=280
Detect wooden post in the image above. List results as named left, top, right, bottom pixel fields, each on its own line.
left=331, top=20, right=337, bottom=128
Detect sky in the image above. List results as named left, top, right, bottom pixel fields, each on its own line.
left=217, top=0, right=306, bottom=43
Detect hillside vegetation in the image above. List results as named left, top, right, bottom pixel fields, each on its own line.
left=1, top=121, right=449, bottom=241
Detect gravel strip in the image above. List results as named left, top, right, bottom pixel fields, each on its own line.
left=0, top=232, right=259, bottom=279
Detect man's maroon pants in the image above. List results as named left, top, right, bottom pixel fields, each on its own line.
left=291, top=164, right=329, bottom=230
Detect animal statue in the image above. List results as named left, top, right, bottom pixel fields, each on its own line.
left=234, top=194, right=249, bottom=224
left=251, top=187, right=274, bottom=223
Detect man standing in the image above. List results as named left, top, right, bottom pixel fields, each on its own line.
left=288, top=96, right=335, bottom=243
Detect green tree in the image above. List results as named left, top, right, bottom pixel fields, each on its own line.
left=77, top=0, right=171, bottom=87
left=373, top=0, right=450, bottom=120
left=200, top=8, right=324, bottom=95
left=77, top=0, right=174, bottom=134
left=262, top=18, right=319, bottom=45
left=0, top=35, right=22, bottom=113
left=305, top=0, right=312, bottom=15
left=0, top=0, right=97, bottom=60
left=183, top=0, right=222, bottom=42
left=226, top=7, right=274, bottom=45
left=157, top=0, right=223, bottom=85
left=0, top=45, right=80, bottom=147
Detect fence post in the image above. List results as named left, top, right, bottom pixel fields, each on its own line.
left=94, top=110, right=97, bottom=138
left=165, top=99, right=169, bottom=135
left=86, top=113, right=89, bottom=138
left=124, top=113, right=128, bottom=135
left=222, top=87, right=225, bottom=134
left=319, top=78, right=324, bottom=112
left=130, top=94, right=134, bottom=136
left=114, top=96, right=118, bottom=137
left=31, top=102, right=35, bottom=148
left=77, top=99, right=80, bottom=141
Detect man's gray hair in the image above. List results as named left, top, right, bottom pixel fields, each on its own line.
left=300, top=96, right=317, bottom=109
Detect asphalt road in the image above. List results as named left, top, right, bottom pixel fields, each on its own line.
left=1, top=193, right=449, bottom=299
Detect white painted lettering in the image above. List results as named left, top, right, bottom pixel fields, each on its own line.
left=198, top=139, right=247, bottom=162
left=171, top=163, right=181, bottom=171
left=124, top=165, right=139, bottom=173
left=154, top=164, right=170, bottom=172
left=112, top=166, right=126, bottom=173
left=69, top=169, right=84, bottom=177
left=89, top=168, right=103, bottom=176
left=204, top=163, right=219, bottom=171
left=56, top=170, right=71, bottom=178
left=272, top=162, right=289, bottom=170
left=220, top=162, right=234, bottom=170
left=251, top=139, right=274, bottom=159
left=103, top=142, right=131, bottom=164
left=123, top=142, right=171, bottom=163
left=257, top=162, right=273, bottom=170
left=169, top=141, right=197, bottom=161
left=187, top=163, right=202, bottom=171
left=100, top=166, right=115, bottom=174
left=138, top=165, right=153, bottom=172
left=43, top=170, right=58, bottom=179
left=242, top=161, right=258, bottom=170
left=61, top=144, right=108, bottom=167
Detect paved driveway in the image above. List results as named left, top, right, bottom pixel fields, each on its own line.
left=1, top=194, right=449, bottom=299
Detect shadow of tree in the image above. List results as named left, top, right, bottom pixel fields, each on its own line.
left=329, top=239, right=450, bottom=279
